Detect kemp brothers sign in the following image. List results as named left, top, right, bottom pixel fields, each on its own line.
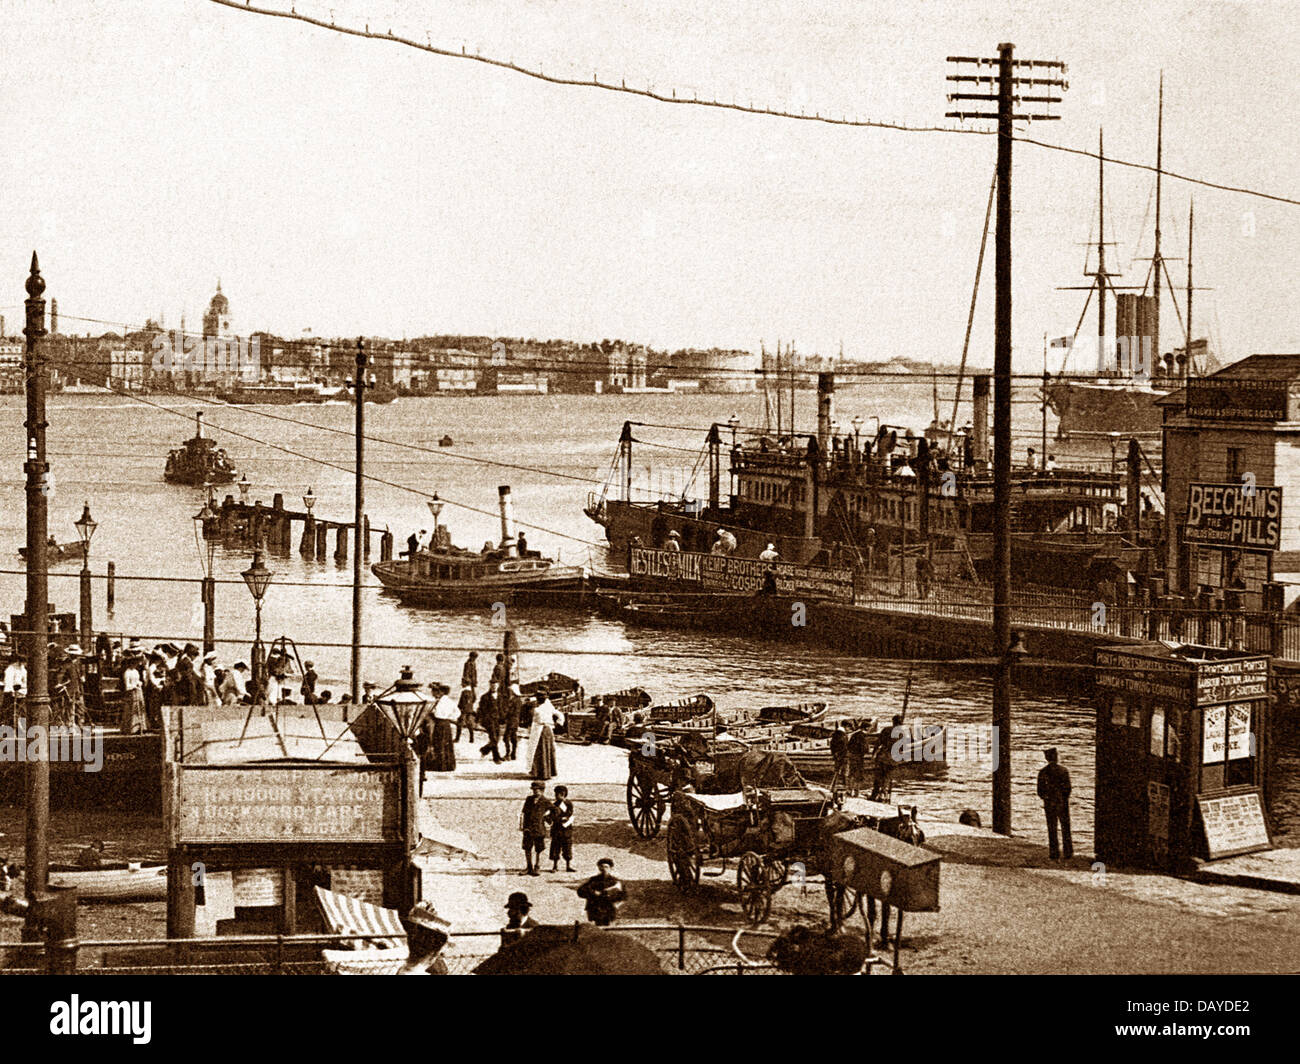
left=630, top=547, right=854, bottom=603
left=1184, top=482, right=1282, bottom=551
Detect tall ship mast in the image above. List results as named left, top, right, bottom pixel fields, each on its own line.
left=1045, top=79, right=1213, bottom=439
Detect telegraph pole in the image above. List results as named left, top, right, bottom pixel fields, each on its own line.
left=23, top=252, right=51, bottom=903
left=948, top=46, right=1067, bottom=835
left=351, top=338, right=366, bottom=704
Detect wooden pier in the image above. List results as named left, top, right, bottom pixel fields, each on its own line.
left=202, top=494, right=395, bottom=564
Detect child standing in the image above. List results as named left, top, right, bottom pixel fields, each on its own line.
left=548, top=784, right=575, bottom=872
left=519, top=781, right=551, bottom=876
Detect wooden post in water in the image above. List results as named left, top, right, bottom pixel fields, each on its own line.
left=363, top=515, right=371, bottom=559
left=301, top=515, right=316, bottom=558
left=106, top=561, right=115, bottom=612
left=316, top=522, right=328, bottom=559
left=335, top=524, right=348, bottom=564
left=380, top=530, right=393, bottom=562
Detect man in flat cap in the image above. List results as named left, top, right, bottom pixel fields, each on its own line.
left=1037, top=748, right=1073, bottom=860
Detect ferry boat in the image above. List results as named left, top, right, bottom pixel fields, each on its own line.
left=163, top=413, right=239, bottom=486
left=585, top=373, right=1144, bottom=594
left=371, top=486, right=586, bottom=607
left=215, top=380, right=336, bottom=405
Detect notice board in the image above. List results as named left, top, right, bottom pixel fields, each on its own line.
left=173, top=765, right=401, bottom=844
left=1197, top=791, right=1272, bottom=859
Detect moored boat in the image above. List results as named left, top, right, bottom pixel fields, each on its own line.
left=18, top=539, right=82, bottom=565
left=371, top=486, right=586, bottom=607
left=47, top=861, right=168, bottom=901
left=216, top=381, right=337, bottom=405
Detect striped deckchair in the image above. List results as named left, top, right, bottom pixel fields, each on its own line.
left=314, top=886, right=406, bottom=950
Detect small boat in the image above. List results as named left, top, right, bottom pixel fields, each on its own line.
left=439, top=435, right=454, bottom=447
left=520, top=672, right=585, bottom=715
left=338, top=383, right=398, bottom=404
left=752, top=718, right=874, bottom=781
left=48, top=861, right=168, bottom=901
left=18, top=539, right=82, bottom=565
left=590, top=687, right=652, bottom=711
left=621, top=694, right=717, bottom=740
left=371, top=486, right=586, bottom=607
left=723, top=702, right=829, bottom=742
left=216, top=381, right=337, bottom=404
left=163, top=412, right=238, bottom=486
left=593, top=589, right=743, bottom=628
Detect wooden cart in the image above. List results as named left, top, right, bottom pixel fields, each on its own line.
left=666, top=784, right=849, bottom=925
left=625, top=737, right=749, bottom=839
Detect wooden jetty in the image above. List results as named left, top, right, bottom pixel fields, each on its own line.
left=201, top=493, right=396, bottom=564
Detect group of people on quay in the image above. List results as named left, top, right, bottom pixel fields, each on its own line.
left=415, top=651, right=565, bottom=780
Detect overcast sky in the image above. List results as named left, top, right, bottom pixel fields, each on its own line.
left=1, top=0, right=1297, bottom=368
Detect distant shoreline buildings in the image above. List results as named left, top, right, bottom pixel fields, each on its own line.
left=0, top=282, right=965, bottom=397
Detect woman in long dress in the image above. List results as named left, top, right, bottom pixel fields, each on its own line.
left=428, top=683, right=460, bottom=772
left=528, top=697, right=563, bottom=780
left=119, top=658, right=147, bottom=734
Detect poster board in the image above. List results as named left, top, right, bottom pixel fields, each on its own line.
left=1196, top=791, right=1272, bottom=859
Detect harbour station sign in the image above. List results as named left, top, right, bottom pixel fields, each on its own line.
left=1184, top=482, right=1282, bottom=551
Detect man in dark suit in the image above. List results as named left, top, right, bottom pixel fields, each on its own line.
left=576, top=858, right=626, bottom=925
left=1037, top=748, right=1073, bottom=860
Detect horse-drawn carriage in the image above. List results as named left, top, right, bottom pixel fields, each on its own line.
left=625, top=732, right=749, bottom=839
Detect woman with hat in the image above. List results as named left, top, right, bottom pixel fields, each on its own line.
left=119, top=644, right=147, bottom=734
left=427, top=682, right=460, bottom=772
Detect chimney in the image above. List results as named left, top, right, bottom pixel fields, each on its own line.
left=973, top=374, right=990, bottom=462
left=498, top=485, right=517, bottom=555
left=816, top=372, right=835, bottom=452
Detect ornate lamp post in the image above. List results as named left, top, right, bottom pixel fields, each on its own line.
left=74, top=501, right=97, bottom=652
left=193, top=488, right=218, bottom=655
left=241, top=549, right=273, bottom=701
left=426, top=493, right=443, bottom=543
left=374, top=664, right=431, bottom=912
left=302, top=487, right=316, bottom=515
left=237, top=472, right=250, bottom=505
left=727, top=413, right=739, bottom=449
left=851, top=415, right=864, bottom=453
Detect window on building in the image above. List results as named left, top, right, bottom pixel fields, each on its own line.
left=1226, top=447, right=1245, bottom=482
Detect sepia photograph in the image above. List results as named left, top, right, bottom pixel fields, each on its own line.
left=0, top=0, right=1295, bottom=1037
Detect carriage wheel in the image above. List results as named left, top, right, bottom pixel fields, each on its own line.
left=737, top=852, right=772, bottom=926
left=666, top=814, right=700, bottom=891
left=626, top=772, right=665, bottom=838
left=765, top=857, right=789, bottom=890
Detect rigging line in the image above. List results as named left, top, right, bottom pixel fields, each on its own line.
left=948, top=165, right=996, bottom=436
left=207, top=0, right=1300, bottom=208
left=113, top=389, right=605, bottom=547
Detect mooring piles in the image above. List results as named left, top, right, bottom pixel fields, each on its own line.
left=202, top=495, right=392, bottom=564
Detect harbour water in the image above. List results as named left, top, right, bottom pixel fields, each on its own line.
left=0, top=385, right=1292, bottom=863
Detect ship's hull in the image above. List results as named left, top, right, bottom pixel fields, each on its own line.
left=0, top=729, right=161, bottom=809
left=1045, top=380, right=1169, bottom=438
left=371, top=560, right=587, bottom=606
left=215, top=388, right=335, bottom=405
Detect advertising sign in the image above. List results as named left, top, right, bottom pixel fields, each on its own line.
left=1185, top=482, right=1282, bottom=551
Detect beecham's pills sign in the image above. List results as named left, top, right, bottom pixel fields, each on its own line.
left=1185, top=482, right=1283, bottom=551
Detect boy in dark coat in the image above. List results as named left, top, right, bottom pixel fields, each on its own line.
left=519, top=782, right=551, bottom=876
left=547, top=785, right=575, bottom=872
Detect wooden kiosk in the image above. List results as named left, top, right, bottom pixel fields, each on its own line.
left=162, top=703, right=418, bottom=939
left=1094, top=643, right=1272, bottom=870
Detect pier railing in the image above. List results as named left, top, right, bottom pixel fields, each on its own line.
left=851, top=575, right=1294, bottom=660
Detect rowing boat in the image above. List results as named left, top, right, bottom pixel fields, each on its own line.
left=48, top=861, right=168, bottom=901
left=723, top=702, right=828, bottom=742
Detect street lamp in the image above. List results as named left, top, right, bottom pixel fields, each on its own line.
left=374, top=663, right=430, bottom=910
left=727, top=414, right=739, bottom=449
left=74, top=502, right=97, bottom=652
left=303, top=487, right=316, bottom=515
left=241, top=548, right=273, bottom=701
left=851, top=415, right=864, bottom=451
left=238, top=472, right=250, bottom=505
left=427, top=493, right=444, bottom=524
left=193, top=493, right=219, bottom=655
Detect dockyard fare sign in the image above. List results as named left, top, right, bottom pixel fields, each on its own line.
left=1184, top=482, right=1282, bottom=551
left=1185, top=378, right=1289, bottom=421
left=1095, top=649, right=1269, bottom=706
left=630, top=546, right=855, bottom=602
left=173, top=765, right=401, bottom=844
left=1196, top=791, right=1271, bottom=859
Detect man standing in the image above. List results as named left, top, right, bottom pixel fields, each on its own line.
left=478, top=683, right=501, bottom=762
left=519, top=782, right=551, bottom=876
left=461, top=651, right=478, bottom=702
left=846, top=722, right=868, bottom=797
left=501, top=682, right=521, bottom=761
left=759, top=542, right=780, bottom=563
left=300, top=660, right=318, bottom=706
left=1037, top=748, right=1073, bottom=860
left=829, top=720, right=848, bottom=787
left=576, top=858, right=626, bottom=926
left=455, top=682, right=476, bottom=744
left=3, top=653, right=26, bottom=727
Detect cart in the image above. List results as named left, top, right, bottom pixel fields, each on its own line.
left=625, top=734, right=749, bottom=839
left=662, top=751, right=865, bottom=925
left=823, top=824, right=941, bottom=974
